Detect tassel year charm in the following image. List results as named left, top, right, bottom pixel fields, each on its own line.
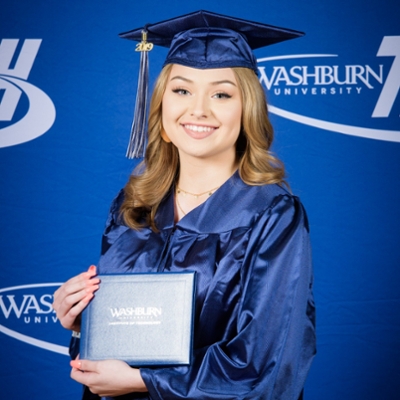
left=126, top=30, right=153, bottom=159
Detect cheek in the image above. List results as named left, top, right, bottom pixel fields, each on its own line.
left=162, top=97, right=183, bottom=124
left=223, top=104, right=242, bottom=132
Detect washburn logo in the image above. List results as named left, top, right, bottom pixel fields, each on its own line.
left=0, top=283, right=68, bottom=355
left=260, top=62, right=381, bottom=95
left=258, top=35, right=400, bottom=142
left=0, top=39, right=56, bottom=148
left=108, top=306, right=162, bottom=326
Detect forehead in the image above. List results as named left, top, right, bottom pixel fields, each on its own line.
left=167, top=64, right=238, bottom=84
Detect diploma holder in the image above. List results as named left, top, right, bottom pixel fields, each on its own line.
left=80, top=272, right=196, bottom=366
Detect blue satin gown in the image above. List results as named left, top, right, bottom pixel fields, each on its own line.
left=71, top=171, right=316, bottom=400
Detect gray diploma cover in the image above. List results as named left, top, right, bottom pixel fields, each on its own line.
left=80, top=272, right=196, bottom=366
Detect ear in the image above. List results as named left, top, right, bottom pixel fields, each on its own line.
left=161, top=128, right=171, bottom=143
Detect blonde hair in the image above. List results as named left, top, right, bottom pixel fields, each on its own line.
left=120, top=65, right=286, bottom=231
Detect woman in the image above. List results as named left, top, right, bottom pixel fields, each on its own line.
left=53, top=10, right=316, bottom=400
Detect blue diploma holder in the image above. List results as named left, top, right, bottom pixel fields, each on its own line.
left=80, top=272, right=196, bottom=366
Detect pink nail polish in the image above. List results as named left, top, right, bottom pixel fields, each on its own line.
left=70, top=360, right=81, bottom=369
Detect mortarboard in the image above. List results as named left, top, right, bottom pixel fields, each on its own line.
left=119, top=10, right=304, bottom=158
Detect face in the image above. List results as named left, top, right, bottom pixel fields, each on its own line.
left=161, top=64, right=242, bottom=165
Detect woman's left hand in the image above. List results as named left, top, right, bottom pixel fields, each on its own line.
left=70, top=358, right=147, bottom=397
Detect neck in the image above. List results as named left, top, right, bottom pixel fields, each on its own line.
left=177, top=154, right=238, bottom=192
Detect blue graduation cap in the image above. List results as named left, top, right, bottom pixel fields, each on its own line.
left=120, top=10, right=304, bottom=158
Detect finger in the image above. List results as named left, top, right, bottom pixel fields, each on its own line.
left=57, top=265, right=98, bottom=292
left=70, top=359, right=98, bottom=373
left=55, top=266, right=99, bottom=300
left=55, top=283, right=99, bottom=321
left=87, top=265, right=97, bottom=277
left=53, top=267, right=100, bottom=330
left=70, top=365, right=88, bottom=385
left=70, top=359, right=100, bottom=391
left=53, top=280, right=95, bottom=314
left=60, top=283, right=99, bottom=310
left=53, top=267, right=100, bottom=312
left=70, top=359, right=82, bottom=370
left=60, top=292, right=95, bottom=330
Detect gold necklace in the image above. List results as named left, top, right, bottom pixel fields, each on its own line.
left=175, top=193, right=187, bottom=216
left=177, top=185, right=220, bottom=199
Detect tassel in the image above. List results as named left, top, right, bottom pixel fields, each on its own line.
left=126, top=30, right=153, bottom=159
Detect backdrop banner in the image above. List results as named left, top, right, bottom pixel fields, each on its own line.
left=0, top=1, right=399, bottom=399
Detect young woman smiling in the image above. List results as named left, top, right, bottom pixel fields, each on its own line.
left=53, top=11, right=316, bottom=400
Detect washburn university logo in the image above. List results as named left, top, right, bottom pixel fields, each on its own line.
left=258, top=36, right=400, bottom=142
left=0, top=283, right=69, bottom=355
left=0, top=39, right=56, bottom=148
left=108, top=306, right=163, bottom=326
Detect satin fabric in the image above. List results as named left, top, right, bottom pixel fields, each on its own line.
left=164, top=27, right=259, bottom=72
left=75, top=171, right=316, bottom=399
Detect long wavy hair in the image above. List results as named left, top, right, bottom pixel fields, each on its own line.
left=120, top=64, right=286, bottom=231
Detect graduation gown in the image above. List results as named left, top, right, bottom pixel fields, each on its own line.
left=74, top=171, right=316, bottom=400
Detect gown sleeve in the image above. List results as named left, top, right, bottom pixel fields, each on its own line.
left=140, top=194, right=316, bottom=400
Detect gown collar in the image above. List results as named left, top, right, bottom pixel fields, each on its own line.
left=154, top=170, right=286, bottom=234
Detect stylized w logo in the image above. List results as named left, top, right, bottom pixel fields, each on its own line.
left=0, top=39, right=56, bottom=147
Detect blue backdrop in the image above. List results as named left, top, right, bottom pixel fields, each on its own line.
left=1, top=1, right=399, bottom=399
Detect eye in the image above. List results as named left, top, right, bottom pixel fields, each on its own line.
left=172, top=88, right=191, bottom=96
left=213, top=92, right=232, bottom=99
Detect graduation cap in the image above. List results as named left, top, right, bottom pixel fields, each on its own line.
left=119, top=10, right=304, bottom=158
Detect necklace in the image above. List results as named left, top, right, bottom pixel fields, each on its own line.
left=177, top=185, right=220, bottom=199
left=175, top=193, right=187, bottom=216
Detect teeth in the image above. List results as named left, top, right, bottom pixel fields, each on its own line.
left=184, top=124, right=214, bottom=133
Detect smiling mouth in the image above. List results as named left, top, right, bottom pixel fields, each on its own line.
left=182, top=124, right=217, bottom=133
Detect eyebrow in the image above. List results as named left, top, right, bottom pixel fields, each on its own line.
left=170, top=75, right=237, bottom=87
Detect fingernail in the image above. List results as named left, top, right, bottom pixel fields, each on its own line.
left=89, top=265, right=96, bottom=272
left=70, top=360, right=81, bottom=369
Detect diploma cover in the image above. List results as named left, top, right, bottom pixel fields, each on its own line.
left=80, top=272, right=196, bottom=366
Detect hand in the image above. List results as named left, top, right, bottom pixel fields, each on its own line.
left=70, top=358, right=147, bottom=396
left=52, top=265, right=100, bottom=331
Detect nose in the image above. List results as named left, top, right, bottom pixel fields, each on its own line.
left=189, top=93, right=209, bottom=118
